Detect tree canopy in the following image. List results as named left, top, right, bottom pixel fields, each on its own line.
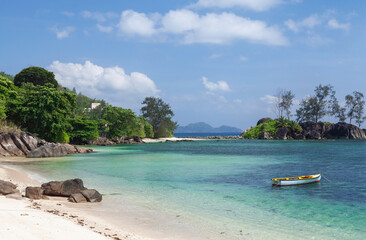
left=296, top=84, right=336, bottom=123
left=141, top=97, right=177, bottom=137
left=14, top=67, right=58, bottom=88
left=6, top=84, right=75, bottom=142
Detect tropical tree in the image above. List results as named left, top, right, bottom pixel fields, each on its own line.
left=141, top=97, right=177, bottom=137
left=14, top=67, right=58, bottom=88
left=344, top=91, right=365, bottom=126
left=106, top=106, right=140, bottom=138
left=273, top=90, right=295, bottom=119
left=6, top=84, right=75, bottom=142
left=67, top=117, right=99, bottom=144
left=296, top=84, right=335, bottom=123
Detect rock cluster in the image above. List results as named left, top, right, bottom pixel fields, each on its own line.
left=0, top=132, right=93, bottom=158
left=254, top=120, right=366, bottom=140
left=25, top=179, right=102, bottom=203
left=89, top=136, right=144, bottom=145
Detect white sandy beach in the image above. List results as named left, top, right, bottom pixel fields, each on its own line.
left=142, top=137, right=201, bottom=143
left=0, top=159, right=228, bottom=240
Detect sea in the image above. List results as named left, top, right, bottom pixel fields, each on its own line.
left=174, top=132, right=241, bottom=137
left=14, top=140, right=366, bottom=239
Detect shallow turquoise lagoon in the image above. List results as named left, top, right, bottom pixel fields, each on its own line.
left=17, top=140, right=366, bottom=239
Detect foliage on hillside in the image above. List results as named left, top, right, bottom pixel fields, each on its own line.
left=0, top=72, right=14, bottom=82
left=141, top=97, right=178, bottom=137
left=1, top=67, right=176, bottom=142
left=243, top=118, right=302, bottom=139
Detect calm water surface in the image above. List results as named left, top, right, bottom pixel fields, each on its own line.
left=16, top=140, right=366, bottom=239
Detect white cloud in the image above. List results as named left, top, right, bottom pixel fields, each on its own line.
left=118, top=10, right=157, bottom=36
left=118, top=9, right=288, bottom=46
left=285, top=15, right=321, bottom=32
left=328, top=19, right=349, bottom=30
left=97, top=24, right=113, bottom=33
left=202, top=77, right=230, bottom=92
left=52, top=26, right=75, bottom=39
left=162, top=9, right=199, bottom=34
left=169, top=10, right=287, bottom=45
left=48, top=61, right=160, bottom=107
left=191, top=0, right=283, bottom=11
left=260, top=94, right=279, bottom=104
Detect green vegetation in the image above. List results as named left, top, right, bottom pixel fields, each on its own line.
left=243, top=118, right=302, bottom=139
left=14, top=67, right=58, bottom=88
left=0, top=72, right=14, bottom=82
left=6, top=83, right=75, bottom=143
left=67, top=117, right=99, bottom=144
left=141, top=97, right=178, bottom=137
left=1, top=67, right=177, bottom=144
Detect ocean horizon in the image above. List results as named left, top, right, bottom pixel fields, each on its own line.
left=174, top=132, right=242, bottom=137
left=14, top=139, right=366, bottom=239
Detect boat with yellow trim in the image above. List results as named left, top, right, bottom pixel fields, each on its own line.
left=272, top=174, right=321, bottom=186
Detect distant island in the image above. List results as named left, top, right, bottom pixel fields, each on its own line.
left=175, top=122, right=242, bottom=134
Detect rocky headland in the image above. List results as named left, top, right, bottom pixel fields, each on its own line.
left=251, top=118, right=366, bottom=140
left=0, top=132, right=93, bottom=158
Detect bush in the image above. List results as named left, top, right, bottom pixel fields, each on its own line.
left=243, top=118, right=302, bottom=139
left=14, top=67, right=58, bottom=88
left=68, top=117, right=99, bottom=144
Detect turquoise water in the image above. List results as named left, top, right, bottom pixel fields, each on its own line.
left=16, top=140, right=366, bottom=239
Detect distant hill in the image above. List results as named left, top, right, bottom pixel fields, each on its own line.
left=176, top=122, right=242, bottom=133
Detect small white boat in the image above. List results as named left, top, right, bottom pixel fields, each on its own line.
left=272, top=174, right=321, bottom=186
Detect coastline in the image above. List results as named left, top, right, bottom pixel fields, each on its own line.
left=0, top=158, right=228, bottom=240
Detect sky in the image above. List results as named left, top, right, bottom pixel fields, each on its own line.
left=1, top=0, right=366, bottom=129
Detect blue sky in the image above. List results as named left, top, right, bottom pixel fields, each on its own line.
left=1, top=0, right=366, bottom=129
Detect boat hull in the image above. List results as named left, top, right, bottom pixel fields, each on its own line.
left=272, top=175, right=321, bottom=186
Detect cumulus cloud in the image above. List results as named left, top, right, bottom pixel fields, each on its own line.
left=191, top=0, right=283, bottom=11
left=118, top=9, right=288, bottom=45
left=51, top=26, right=75, bottom=39
left=328, top=19, right=349, bottom=30
left=285, top=15, right=321, bottom=32
left=48, top=61, right=160, bottom=107
left=202, top=77, right=230, bottom=92
left=118, top=10, right=157, bottom=36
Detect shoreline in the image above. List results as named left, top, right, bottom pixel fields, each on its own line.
left=0, top=158, right=228, bottom=240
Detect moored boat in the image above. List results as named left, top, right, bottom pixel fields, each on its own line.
left=272, top=174, right=321, bottom=186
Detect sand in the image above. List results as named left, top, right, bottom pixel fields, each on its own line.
left=142, top=137, right=201, bottom=143
left=0, top=163, right=155, bottom=240
left=0, top=160, right=227, bottom=240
